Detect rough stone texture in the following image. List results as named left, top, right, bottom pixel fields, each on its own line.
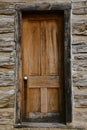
left=0, top=15, right=14, bottom=33
left=0, top=2, right=15, bottom=129
left=72, top=18, right=87, bottom=35
left=0, top=0, right=86, bottom=130
left=72, top=1, right=87, bottom=129
left=72, top=1, right=87, bottom=15
left=0, top=126, right=80, bottom=130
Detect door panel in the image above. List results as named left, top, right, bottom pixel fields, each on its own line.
left=26, top=88, right=41, bottom=112
left=22, top=13, right=64, bottom=122
left=41, top=20, right=59, bottom=76
left=47, top=88, right=59, bottom=112
left=28, top=21, right=41, bottom=76
left=22, top=19, right=41, bottom=76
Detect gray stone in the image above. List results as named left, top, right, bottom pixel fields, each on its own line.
left=73, top=60, right=87, bottom=71
left=0, top=41, right=15, bottom=52
left=0, top=90, right=14, bottom=108
left=75, top=94, right=87, bottom=108
left=72, top=8, right=87, bottom=15
left=74, top=54, right=87, bottom=60
left=72, top=19, right=87, bottom=35
left=0, top=15, right=14, bottom=33
left=72, top=45, right=87, bottom=54
left=0, top=9, right=15, bottom=15
left=0, top=69, right=14, bottom=86
left=0, top=33, right=14, bottom=42
left=74, top=108, right=87, bottom=128
left=72, top=1, right=87, bottom=15
left=0, top=2, right=14, bottom=9
left=0, top=51, right=15, bottom=69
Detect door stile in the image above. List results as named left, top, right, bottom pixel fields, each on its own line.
left=57, top=13, right=64, bottom=122
left=22, top=16, right=30, bottom=118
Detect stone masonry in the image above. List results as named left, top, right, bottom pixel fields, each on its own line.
left=0, top=0, right=87, bottom=130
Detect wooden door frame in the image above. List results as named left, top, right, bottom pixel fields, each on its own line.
left=14, top=2, right=72, bottom=128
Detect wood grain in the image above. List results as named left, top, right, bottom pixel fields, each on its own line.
left=41, top=88, right=47, bottom=113
left=22, top=18, right=41, bottom=76
left=26, top=88, right=41, bottom=113
left=41, top=20, right=59, bottom=75
left=48, top=88, right=59, bottom=112
left=22, top=14, right=64, bottom=119
left=28, top=21, right=41, bottom=76
left=29, top=76, right=60, bottom=88
left=22, top=17, right=29, bottom=76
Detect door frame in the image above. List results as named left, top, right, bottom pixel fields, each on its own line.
left=15, top=2, right=72, bottom=128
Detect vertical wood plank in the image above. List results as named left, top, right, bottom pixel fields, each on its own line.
left=28, top=21, right=41, bottom=76
left=22, top=17, right=41, bottom=117
left=41, top=20, right=59, bottom=76
left=22, top=17, right=29, bottom=117
left=41, top=88, right=47, bottom=113
left=23, top=16, right=41, bottom=77
left=45, top=20, right=59, bottom=75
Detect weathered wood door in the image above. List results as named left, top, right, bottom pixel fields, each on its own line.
left=22, top=13, right=64, bottom=122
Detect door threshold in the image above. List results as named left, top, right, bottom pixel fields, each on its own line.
left=14, top=122, right=66, bottom=128
left=14, top=122, right=84, bottom=129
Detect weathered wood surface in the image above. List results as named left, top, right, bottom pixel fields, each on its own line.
left=28, top=76, right=60, bottom=88
left=41, top=88, right=47, bottom=113
left=22, top=13, right=64, bottom=120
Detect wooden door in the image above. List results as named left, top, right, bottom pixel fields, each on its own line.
left=22, top=13, right=64, bottom=122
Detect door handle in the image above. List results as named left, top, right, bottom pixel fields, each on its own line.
left=24, top=76, right=28, bottom=88
left=24, top=76, right=28, bottom=81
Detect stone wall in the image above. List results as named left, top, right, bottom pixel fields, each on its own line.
left=72, top=1, right=87, bottom=128
left=0, top=0, right=87, bottom=130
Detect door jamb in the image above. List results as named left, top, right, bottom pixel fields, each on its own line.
left=14, top=2, right=72, bottom=127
